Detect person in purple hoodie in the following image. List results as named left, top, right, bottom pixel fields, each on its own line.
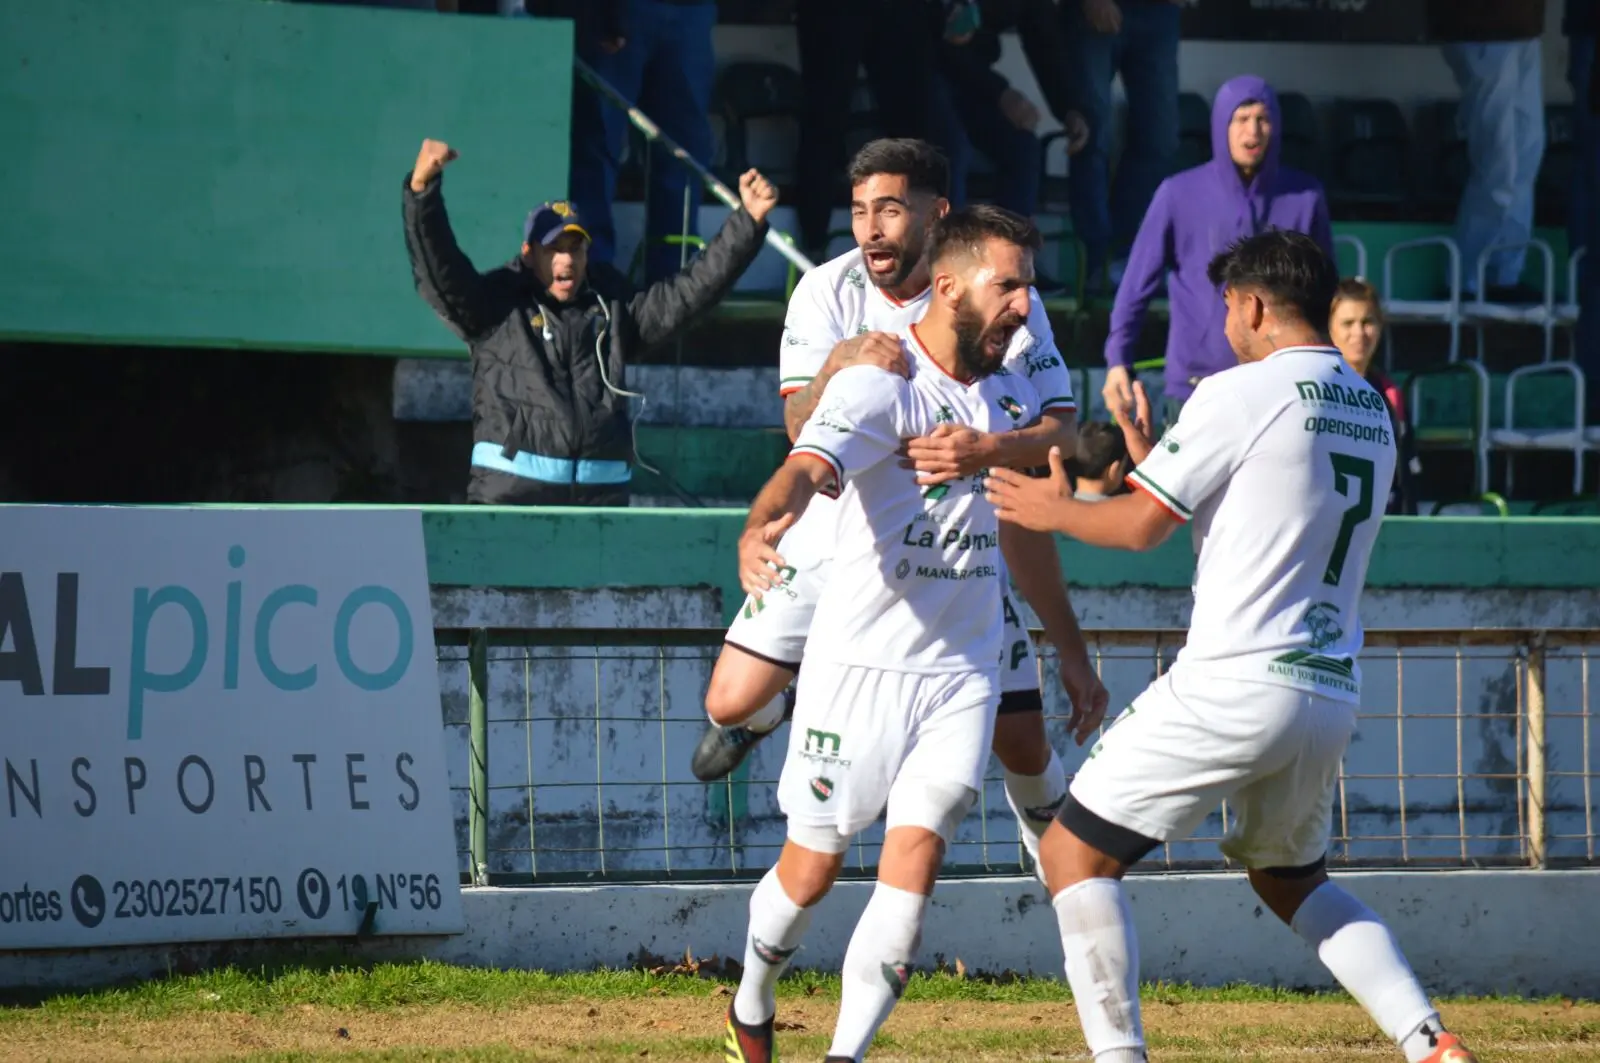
left=1100, top=75, right=1334, bottom=426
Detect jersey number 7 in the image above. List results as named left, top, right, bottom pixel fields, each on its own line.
left=1324, top=452, right=1376, bottom=586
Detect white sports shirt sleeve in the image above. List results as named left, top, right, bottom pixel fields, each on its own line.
left=1015, top=290, right=1078, bottom=414
left=779, top=268, right=846, bottom=398
left=1123, top=377, right=1244, bottom=521
left=788, top=365, right=905, bottom=497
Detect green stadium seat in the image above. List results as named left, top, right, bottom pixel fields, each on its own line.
left=1487, top=362, right=1588, bottom=496
left=1329, top=98, right=1411, bottom=213
left=1276, top=91, right=1323, bottom=179
left=1403, top=361, right=1490, bottom=495
left=1173, top=92, right=1210, bottom=173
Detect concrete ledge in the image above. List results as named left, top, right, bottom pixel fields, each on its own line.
left=5, top=871, right=1595, bottom=997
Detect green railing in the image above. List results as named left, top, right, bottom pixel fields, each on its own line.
left=433, top=625, right=1599, bottom=888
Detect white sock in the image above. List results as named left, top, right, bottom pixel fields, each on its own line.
left=1053, top=878, right=1146, bottom=1062
left=733, top=867, right=813, bottom=1025
left=1290, top=882, right=1443, bottom=1063
left=1004, top=749, right=1068, bottom=868
left=827, top=882, right=929, bottom=1062
left=738, top=690, right=787, bottom=734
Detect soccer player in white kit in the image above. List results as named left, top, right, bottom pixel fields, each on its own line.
left=694, top=139, right=1108, bottom=877
left=720, top=207, right=1054, bottom=1063
left=984, top=230, right=1479, bottom=1063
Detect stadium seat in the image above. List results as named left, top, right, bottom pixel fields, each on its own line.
left=1487, top=362, right=1588, bottom=496
left=1335, top=232, right=1369, bottom=280
left=1404, top=361, right=1490, bottom=495
left=1537, top=104, right=1575, bottom=228
left=1383, top=236, right=1465, bottom=365
left=1462, top=238, right=1560, bottom=363
left=1555, top=246, right=1585, bottom=356
left=1416, top=100, right=1468, bottom=214
left=1329, top=98, right=1411, bottom=212
left=714, top=62, right=802, bottom=187
left=1276, top=91, right=1323, bottom=178
left=1173, top=92, right=1210, bottom=172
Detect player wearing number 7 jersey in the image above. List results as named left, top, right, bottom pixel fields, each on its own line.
left=983, top=230, right=1478, bottom=1063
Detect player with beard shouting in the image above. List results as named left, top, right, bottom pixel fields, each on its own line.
left=693, top=138, right=1109, bottom=884
left=724, top=206, right=1065, bottom=1063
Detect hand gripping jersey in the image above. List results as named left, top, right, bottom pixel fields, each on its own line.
left=1125, top=346, right=1399, bottom=703
left=774, top=247, right=1076, bottom=569
left=788, top=328, right=1043, bottom=674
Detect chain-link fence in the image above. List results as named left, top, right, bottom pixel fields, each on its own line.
left=433, top=627, right=1599, bottom=885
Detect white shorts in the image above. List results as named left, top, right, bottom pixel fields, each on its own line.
left=777, top=661, right=999, bottom=852
left=1065, top=668, right=1358, bottom=870
left=726, top=564, right=1040, bottom=702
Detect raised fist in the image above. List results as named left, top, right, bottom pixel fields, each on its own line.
left=410, top=139, right=459, bottom=192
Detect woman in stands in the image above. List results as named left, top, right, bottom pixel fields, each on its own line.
left=1330, top=279, right=1420, bottom=516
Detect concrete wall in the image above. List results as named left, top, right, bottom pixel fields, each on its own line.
left=7, top=872, right=1597, bottom=997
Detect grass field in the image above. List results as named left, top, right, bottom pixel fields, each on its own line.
left=1, top=961, right=1596, bottom=1062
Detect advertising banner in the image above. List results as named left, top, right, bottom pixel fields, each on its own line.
left=0, top=506, right=463, bottom=949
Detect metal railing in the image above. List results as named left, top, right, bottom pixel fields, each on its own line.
left=433, top=627, right=1599, bottom=886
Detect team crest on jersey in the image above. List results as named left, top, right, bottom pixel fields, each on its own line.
left=857, top=323, right=869, bottom=335
left=809, top=776, right=833, bottom=801
left=844, top=267, right=865, bottom=290
left=1303, top=602, right=1346, bottom=650
left=934, top=404, right=954, bottom=424
left=783, top=328, right=805, bottom=346
left=812, top=397, right=853, bottom=433
left=998, top=396, right=1023, bottom=421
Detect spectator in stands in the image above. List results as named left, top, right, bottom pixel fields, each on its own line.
left=793, top=1, right=953, bottom=261
left=1101, top=75, right=1334, bottom=426
left=1568, top=0, right=1600, bottom=417
left=1062, top=0, right=1183, bottom=295
left=1330, top=279, right=1419, bottom=516
left=1431, top=0, right=1548, bottom=302
left=402, top=138, right=776, bottom=506
left=548, top=0, right=718, bottom=285
left=1066, top=421, right=1129, bottom=501
left=937, top=0, right=1090, bottom=224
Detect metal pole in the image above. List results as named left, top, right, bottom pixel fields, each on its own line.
left=573, top=57, right=816, bottom=275
left=1527, top=631, right=1547, bottom=869
left=468, top=628, right=490, bottom=886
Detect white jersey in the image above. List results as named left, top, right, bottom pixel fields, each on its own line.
left=1125, top=345, right=1398, bottom=703
left=789, top=328, right=1042, bottom=674
left=775, top=247, right=1076, bottom=568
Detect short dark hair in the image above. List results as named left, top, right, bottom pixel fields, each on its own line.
left=928, top=204, right=1043, bottom=269
left=846, top=138, right=950, bottom=199
left=1067, top=422, right=1128, bottom=481
left=1206, top=229, right=1340, bottom=332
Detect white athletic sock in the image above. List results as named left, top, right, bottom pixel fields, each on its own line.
left=827, top=882, right=929, bottom=1062
left=733, top=867, right=813, bottom=1026
left=1004, top=750, right=1068, bottom=867
left=740, top=691, right=787, bottom=734
left=1053, top=878, right=1146, bottom=1062
left=1290, top=882, right=1443, bottom=1063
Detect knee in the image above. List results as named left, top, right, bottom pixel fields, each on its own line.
left=777, top=847, right=842, bottom=908
left=703, top=676, right=750, bottom=726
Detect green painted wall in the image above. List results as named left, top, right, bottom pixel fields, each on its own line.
left=419, top=508, right=1600, bottom=620
left=0, top=0, right=572, bottom=355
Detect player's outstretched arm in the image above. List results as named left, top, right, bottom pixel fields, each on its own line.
left=737, top=457, right=832, bottom=595
left=904, top=408, right=1078, bottom=485
left=985, top=447, right=1179, bottom=552
left=998, top=522, right=1109, bottom=745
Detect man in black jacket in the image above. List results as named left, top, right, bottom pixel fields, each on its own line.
left=403, top=137, right=775, bottom=506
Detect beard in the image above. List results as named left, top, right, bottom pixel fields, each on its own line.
left=953, top=294, right=1024, bottom=380
left=861, top=232, right=925, bottom=291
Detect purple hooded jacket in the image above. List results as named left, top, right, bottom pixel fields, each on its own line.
left=1105, top=76, right=1334, bottom=402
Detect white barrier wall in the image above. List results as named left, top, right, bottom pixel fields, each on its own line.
left=6, top=872, right=1597, bottom=997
